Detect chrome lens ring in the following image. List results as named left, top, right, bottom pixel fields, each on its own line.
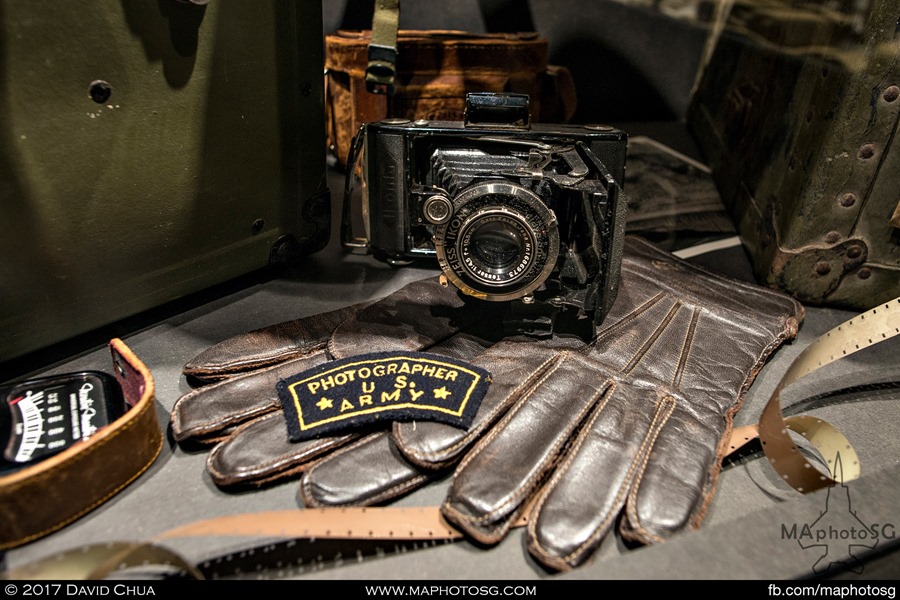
left=434, top=181, right=559, bottom=301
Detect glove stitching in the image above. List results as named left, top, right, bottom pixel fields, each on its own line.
left=627, top=235, right=806, bottom=317
left=299, top=434, right=432, bottom=507
left=620, top=394, right=678, bottom=546
left=454, top=355, right=608, bottom=529
left=395, top=351, right=562, bottom=467
left=453, top=353, right=567, bottom=475
left=188, top=340, right=327, bottom=377
left=173, top=352, right=330, bottom=441
left=207, top=412, right=348, bottom=486
left=672, top=308, right=701, bottom=389
left=621, top=300, right=682, bottom=376
left=689, top=315, right=800, bottom=531
left=171, top=379, right=281, bottom=441
left=216, top=301, right=370, bottom=371
left=591, top=292, right=665, bottom=347
left=524, top=379, right=618, bottom=569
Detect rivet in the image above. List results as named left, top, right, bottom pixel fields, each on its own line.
left=824, top=231, right=841, bottom=244
left=846, top=246, right=861, bottom=259
left=883, top=85, right=900, bottom=103
left=857, top=267, right=872, bottom=280
left=839, top=192, right=857, bottom=207
left=815, top=261, right=832, bottom=276
left=89, top=80, right=112, bottom=104
left=858, top=144, right=876, bottom=160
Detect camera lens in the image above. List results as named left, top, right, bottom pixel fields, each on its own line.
left=434, top=181, right=559, bottom=301
left=470, top=220, right=525, bottom=270
left=459, top=212, right=536, bottom=290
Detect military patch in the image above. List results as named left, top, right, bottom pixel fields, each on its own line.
left=277, top=351, right=491, bottom=441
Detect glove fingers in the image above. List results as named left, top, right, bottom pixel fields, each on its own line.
left=184, top=303, right=367, bottom=380
left=619, top=407, right=725, bottom=544
left=190, top=329, right=493, bottom=491
left=171, top=353, right=329, bottom=443
left=526, top=383, right=675, bottom=570
left=394, top=338, right=582, bottom=469
left=295, top=332, right=498, bottom=506
left=441, top=351, right=612, bottom=545
left=299, top=431, right=440, bottom=507
left=207, top=410, right=360, bottom=488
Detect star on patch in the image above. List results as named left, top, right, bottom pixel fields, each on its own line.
left=316, top=397, right=333, bottom=410
left=433, top=386, right=452, bottom=400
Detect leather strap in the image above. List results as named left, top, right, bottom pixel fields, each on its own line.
left=366, top=0, right=401, bottom=94
left=0, top=338, right=163, bottom=550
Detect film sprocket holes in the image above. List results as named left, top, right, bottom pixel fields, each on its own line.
left=343, top=93, right=628, bottom=335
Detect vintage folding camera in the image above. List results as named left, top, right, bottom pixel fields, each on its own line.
left=343, top=93, right=629, bottom=336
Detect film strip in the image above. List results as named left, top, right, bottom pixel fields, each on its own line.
left=728, top=295, right=899, bottom=492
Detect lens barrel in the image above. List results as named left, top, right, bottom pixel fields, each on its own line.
left=434, top=182, right=559, bottom=301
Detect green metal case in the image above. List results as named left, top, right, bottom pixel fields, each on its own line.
left=687, top=0, right=899, bottom=310
left=0, top=0, right=330, bottom=363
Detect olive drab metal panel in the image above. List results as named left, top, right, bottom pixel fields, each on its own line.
left=687, top=0, right=900, bottom=310
left=0, top=0, right=330, bottom=363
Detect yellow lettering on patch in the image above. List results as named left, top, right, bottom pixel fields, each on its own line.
left=358, top=394, right=372, bottom=406
left=340, top=399, right=354, bottom=412
left=409, top=388, right=425, bottom=401
left=381, top=389, right=401, bottom=402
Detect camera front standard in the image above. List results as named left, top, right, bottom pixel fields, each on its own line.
left=343, top=93, right=629, bottom=336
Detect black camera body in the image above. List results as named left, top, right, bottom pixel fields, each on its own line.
left=344, top=93, right=628, bottom=335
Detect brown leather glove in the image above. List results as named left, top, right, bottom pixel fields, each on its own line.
left=301, top=235, right=803, bottom=570
left=170, top=235, right=802, bottom=571
left=432, top=236, right=803, bottom=569
left=170, top=276, right=508, bottom=494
